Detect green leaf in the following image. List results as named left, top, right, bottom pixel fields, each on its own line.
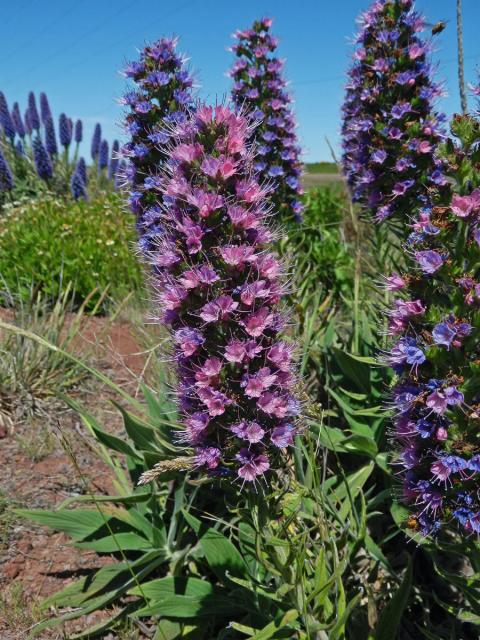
left=16, top=508, right=105, bottom=541
left=250, top=610, right=299, bottom=640
left=87, top=423, right=142, bottom=461
left=129, top=576, right=213, bottom=600
left=75, top=532, right=152, bottom=552
left=372, top=559, right=412, bottom=640
left=331, top=347, right=371, bottom=393
left=68, top=602, right=139, bottom=639
left=114, top=401, right=163, bottom=451
left=458, top=610, right=480, bottom=625
left=199, top=528, right=249, bottom=581
left=133, top=592, right=239, bottom=618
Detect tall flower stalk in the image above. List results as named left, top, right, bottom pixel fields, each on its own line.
left=132, top=104, right=301, bottom=483
left=0, top=149, right=14, bottom=192
left=342, top=0, right=447, bottom=223
left=385, top=112, right=480, bottom=536
left=121, top=36, right=195, bottom=249
left=229, top=17, right=304, bottom=223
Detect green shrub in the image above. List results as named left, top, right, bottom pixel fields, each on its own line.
left=0, top=193, right=142, bottom=310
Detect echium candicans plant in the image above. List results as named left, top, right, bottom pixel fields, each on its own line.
left=0, top=91, right=15, bottom=141
left=136, top=104, right=301, bottom=483
left=0, top=149, right=14, bottom=192
left=229, top=17, right=304, bottom=223
left=91, top=123, right=102, bottom=160
left=121, top=36, right=194, bottom=249
left=384, top=112, right=480, bottom=537
left=341, top=0, right=447, bottom=223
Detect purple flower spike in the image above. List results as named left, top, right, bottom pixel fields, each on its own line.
left=28, top=92, right=40, bottom=131
left=0, top=91, right=15, bottom=140
left=0, top=149, right=14, bottom=191
left=32, top=136, right=53, bottom=181
left=44, top=116, right=58, bottom=157
left=74, top=119, right=83, bottom=144
left=121, top=35, right=195, bottom=245
left=24, top=109, right=32, bottom=136
left=70, top=169, right=87, bottom=200
left=90, top=123, right=102, bottom=159
left=59, top=113, right=72, bottom=147
left=98, top=139, right=109, bottom=170
left=39, top=92, right=52, bottom=124
left=126, top=103, right=301, bottom=484
left=11, top=102, right=25, bottom=138
left=75, top=157, right=87, bottom=186
left=341, top=0, right=447, bottom=223
left=229, top=17, right=304, bottom=223
left=385, top=110, right=480, bottom=538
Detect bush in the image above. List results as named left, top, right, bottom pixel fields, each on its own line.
left=0, top=193, right=142, bottom=310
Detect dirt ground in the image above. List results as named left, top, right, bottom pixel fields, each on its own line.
left=0, top=314, right=150, bottom=639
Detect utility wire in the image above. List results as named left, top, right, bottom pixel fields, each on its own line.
left=2, top=0, right=82, bottom=66
left=1, top=0, right=140, bottom=89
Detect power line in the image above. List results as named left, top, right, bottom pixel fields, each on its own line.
left=2, top=0, right=82, bottom=66
left=0, top=0, right=40, bottom=32
left=1, top=0, right=140, bottom=89
left=52, top=0, right=199, bottom=78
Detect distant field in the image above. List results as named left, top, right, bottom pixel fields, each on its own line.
left=304, top=161, right=338, bottom=174
left=303, top=162, right=342, bottom=188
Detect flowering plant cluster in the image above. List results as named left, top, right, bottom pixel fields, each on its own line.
left=0, top=90, right=119, bottom=201
left=385, top=113, right=480, bottom=536
left=135, top=104, right=301, bottom=483
left=121, top=37, right=195, bottom=251
left=341, top=0, right=447, bottom=222
left=229, top=17, right=303, bottom=223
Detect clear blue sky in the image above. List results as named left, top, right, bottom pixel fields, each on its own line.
left=1, top=0, right=479, bottom=162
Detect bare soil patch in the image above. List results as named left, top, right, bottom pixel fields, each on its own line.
left=0, top=312, right=148, bottom=639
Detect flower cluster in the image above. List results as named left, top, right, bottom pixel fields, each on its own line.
left=0, top=90, right=120, bottom=200
left=385, top=114, right=480, bottom=536
left=229, top=17, right=303, bottom=223
left=121, top=36, right=195, bottom=250
left=135, top=104, right=301, bottom=483
left=341, top=0, right=447, bottom=222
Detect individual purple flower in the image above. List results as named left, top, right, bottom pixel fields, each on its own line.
left=98, top=139, right=109, bottom=170
left=0, top=91, right=15, bottom=140
left=11, top=102, right=25, bottom=138
left=44, top=116, right=58, bottom=156
left=74, top=119, right=83, bottom=144
left=0, top=149, right=14, bottom=192
left=59, top=113, right=72, bottom=147
left=32, top=137, right=53, bottom=181
left=341, top=0, right=447, bottom=223
left=27, top=92, right=40, bottom=131
left=90, top=123, right=102, bottom=159
left=39, top=92, right=52, bottom=124
left=415, top=249, right=444, bottom=273
left=229, top=17, right=304, bottom=223
left=121, top=36, right=195, bottom=245
left=128, top=103, right=301, bottom=484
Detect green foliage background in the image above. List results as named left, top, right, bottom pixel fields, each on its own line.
left=0, top=183, right=479, bottom=639
left=0, top=193, right=142, bottom=310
